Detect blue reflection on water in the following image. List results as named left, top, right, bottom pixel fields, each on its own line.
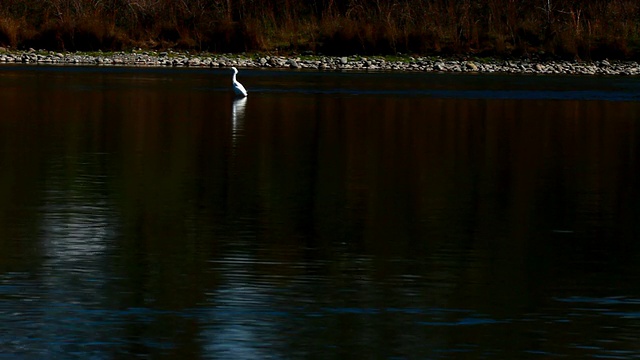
left=3, top=275, right=509, bottom=358
left=251, top=87, right=640, bottom=101
left=4, top=64, right=640, bottom=101
left=556, top=296, right=640, bottom=305
left=4, top=274, right=640, bottom=358
left=418, top=317, right=507, bottom=326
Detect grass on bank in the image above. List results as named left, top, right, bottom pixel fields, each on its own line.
left=1, top=0, right=640, bottom=60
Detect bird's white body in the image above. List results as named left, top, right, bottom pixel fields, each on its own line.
left=231, top=67, right=248, bottom=97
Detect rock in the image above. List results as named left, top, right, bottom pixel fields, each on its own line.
left=0, top=48, right=638, bottom=76
left=288, top=59, right=300, bottom=68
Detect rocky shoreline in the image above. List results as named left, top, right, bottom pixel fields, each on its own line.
left=1, top=48, right=639, bottom=76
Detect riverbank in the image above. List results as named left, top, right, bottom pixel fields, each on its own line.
left=2, top=0, right=640, bottom=60
left=1, top=48, right=639, bottom=76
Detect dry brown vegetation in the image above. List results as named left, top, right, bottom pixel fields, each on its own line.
left=0, top=0, right=639, bottom=59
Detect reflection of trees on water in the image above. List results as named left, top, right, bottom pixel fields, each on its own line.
left=2, top=73, right=640, bottom=358
left=0, top=82, right=221, bottom=357
left=215, top=96, right=640, bottom=356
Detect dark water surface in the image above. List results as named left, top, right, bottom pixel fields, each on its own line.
left=1, top=65, right=640, bottom=358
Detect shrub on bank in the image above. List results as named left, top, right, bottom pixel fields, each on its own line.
left=0, top=0, right=639, bottom=59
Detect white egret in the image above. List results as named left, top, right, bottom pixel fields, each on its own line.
left=231, top=67, right=248, bottom=97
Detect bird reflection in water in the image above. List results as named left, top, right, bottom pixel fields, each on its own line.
left=232, top=97, right=247, bottom=144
